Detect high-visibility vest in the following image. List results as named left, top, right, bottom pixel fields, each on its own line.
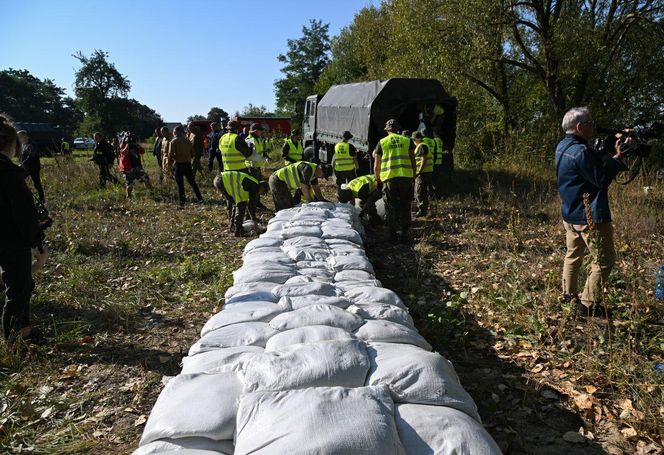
left=434, top=137, right=444, bottom=165
left=348, top=174, right=377, bottom=198
left=423, top=137, right=436, bottom=166
left=415, top=142, right=434, bottom=174
left=275, top=161, right=317, bottom=190
left=285, top=139, right=303, bottom=162
left=334, top=141, right=355, bottom=172
left=219, top=133, right=246, bottom=171
left=221, top=171, right=258, bottom=204
left=245, top=134, right=268, bottom=168
left=379, top=133, right=413, bottom=181
left=62, top=141, right=70, bottom=151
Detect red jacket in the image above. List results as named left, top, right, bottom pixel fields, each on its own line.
left=119, top=143, right=145, bottom=172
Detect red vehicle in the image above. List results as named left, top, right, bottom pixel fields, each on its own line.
left=233, top=116, right=291, bottom=137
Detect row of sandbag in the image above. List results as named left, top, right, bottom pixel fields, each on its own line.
left=134, top=202, right=501, bottom=455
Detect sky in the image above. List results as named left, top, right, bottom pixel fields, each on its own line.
left=1, top=0, right=378, bottom=122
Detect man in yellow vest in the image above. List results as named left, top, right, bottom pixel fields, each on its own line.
left=412, top=131, right=434, bottom=217
left=245, top=123, right=271, bottom=210
left=432, top=128, right=444, bottom=199
left=60, top=137, right=71, bottom=156
left=333, top=130, right=359, bottom=199
left=282, top=129, right=304, bottom=164
left=339, top=174, right=382, bottom=225
left=269, top=161, right=331, bottom=211
left=214, top=171, right=268, bottom=237
left=219, top=120, right=252, bottom=174
left=373, top=119, right=416, bottom=243
left=421, top=129, right=438, bottom=200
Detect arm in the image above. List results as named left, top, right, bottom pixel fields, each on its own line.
left=235, top=136, right=252, bottom=158
left=373, top=144, right=382, bottom=183
left=350, top=144, right=359, bottom=170
left=312, top=184, right=326, bottom=202
left=282, top=142, right=295, bottom=163
left=409, top=140, right=416, bottom=174
left=301, top=183, right=313, bottom=202
left=417, top=145, right=428, bottom=175
left=575, top=144, right=626, bottom=189
left=6, top=175, right=41, bottom=249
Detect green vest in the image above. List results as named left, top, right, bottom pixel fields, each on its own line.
left=285, top=139, right=303, bottom=162
left=379, top=133, right=413, bottom=181
left=221, top=171, right=258, bottom=204
left=415, top=142, right=434, bottom=174
left=334, top=141, right=355, bottom=172
left=275, top=161, right=317, bottom=190
left=348, top=174, right=377, bottom=198
left=62, top=141, right=70, bottom=151
left=219, top=133, right=246, bottom=171
left=433, top=137, right=443, bottom=165
left=245, top=134, right=268, bottom=168
left=423, top=137, right=436, bottom=166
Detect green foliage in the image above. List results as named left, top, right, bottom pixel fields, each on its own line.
left=186, top=114, right=207, bottom=122
left=207, top=106, right=229, bottom=122
left=240, top=103, right=274, bottom=117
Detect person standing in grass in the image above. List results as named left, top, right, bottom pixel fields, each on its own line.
left=188, top=124, right=204, bottom=178
left=153, top=127, right=165, bottom=182
left=207, top=122, right=224, bottom=172
left=92, top=132, right=119, bottom=187
left=168, top=125, right=203, bottom=209
left=412, top=130, right=433, bottom=218
left=556, top=106, right=627, bottom=318
left=332, top=131, right=358, bottom=200
left=119, top=133, right=152, bottom=198
left=17, top=130, right=45, bottom=203
left=0, top=115, right=47, bottom=342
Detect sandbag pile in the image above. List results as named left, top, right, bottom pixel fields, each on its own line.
left=135, top=202, right=501, bottom=455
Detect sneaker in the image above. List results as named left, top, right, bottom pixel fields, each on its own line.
left=576, top=301, right=612, bottom=319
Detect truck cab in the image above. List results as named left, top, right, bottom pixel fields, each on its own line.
left=302, top=95, right=321, bottom=156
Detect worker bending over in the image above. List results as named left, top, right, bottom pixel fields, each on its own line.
left=219, top=120, right=252, bottom=173
left=214, top=171, right=268, bottom=237
left=269, top=161, right=331, bottom=211
left=339, top=174, right=382, bottom=226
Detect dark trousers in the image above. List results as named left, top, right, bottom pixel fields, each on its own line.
left=227, top=201, right=248, bottom=234
left=174, top=162, right=202, bottom=206
left=27, top=169, right=45, bottom=202
left=432, top=164, right=444, bottom=198
left=269, top=174, right=294, bottom=211
left=335, top=170, right=355, bottom=199
left=383, top=177, right=414, bottom=236
left=98, top=164, right=118, bottom=187
left=208, top=151, right=223, bottom=172
left=360, top=188, right=382, bottom=221
left=415, top=172, right=433, bottom=214
left=1, top=250, right=34, bottom=340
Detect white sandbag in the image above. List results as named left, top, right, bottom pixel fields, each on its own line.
left=224, top=282, right=277, bottom=300
left=335, top=280, right=383, bottom=293
left=280, top=225, right=323, bottom=239
left=321, top=227, right=363, bottom=245
left=295, top=260, right=331, bottom=269
left=232, top=265, right=295, bottom=285
left=306, top=201, right=337, bottom=210
left=396, top=404, right=501, bottom=454
left=347, top=303, right=415, bottom=328
left=269, top=304, right=364, bottom=332
left=139, top=371, right=242, bottom=445
left=328, top=254, right=374, bottom=274
left=201, top=303, right=285, bottom=336
left=282, top=245, right=331, bottom=262
left=355, top=320, right=432, bottom=351
left=283, top=275, right=317, bottom=285
left=188, top=322, right=278, bottom=356
left=366, top=342, right=480, bottom=421
left=234, top=386, right=406, bottom=455
left=322, top=219, right=353, bottom=229
left=334, top=269, right=376, bottom=282
left=272, top=282, right=342, bottom=298
left=242, top=236, right=282, bottom=253
left=180, top=346, right=264, bottom=374
left=133, top=437, right=233, bottom=455
left=243, top=339, right=370, bottom=392
left=344, top=286, right=406, bottom=308
left=298, top=268, right=334, bottom=280
left=282, top=236, right=326, bottom=248
left=242, top=250, right=292, bottom=264
left=283, top=295, right=352, bottom=310
left=265, top=325, right=356, bottom=351
left=225, top=292, right=279, bottom=306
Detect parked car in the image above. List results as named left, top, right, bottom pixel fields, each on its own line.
left=73, top=137, right=95, bottom=150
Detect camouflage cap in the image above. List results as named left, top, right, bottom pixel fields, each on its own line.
left=384, top=119, right=400, bottom=131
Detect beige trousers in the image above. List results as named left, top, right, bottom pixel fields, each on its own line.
left=562, top=221, right=616, bottom=305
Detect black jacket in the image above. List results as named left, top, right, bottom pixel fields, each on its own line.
left=20, top=141, right=40, bottom=173
left=0, top=154, right=41, bottom=254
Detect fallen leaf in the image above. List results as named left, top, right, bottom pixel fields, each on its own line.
left=40, top=407, right=54, bottom=419
left=60, top=364, right=79, bottom=380
left=585, top=385, right=597, bottom=394
left=620, top=426, right=638, bottom=439
left=134, top=415, right=147, bottom=427
left=574, top=393, right=594, bottom=410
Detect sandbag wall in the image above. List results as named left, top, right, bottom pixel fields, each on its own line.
left=134, top=202, right=502, bottom=455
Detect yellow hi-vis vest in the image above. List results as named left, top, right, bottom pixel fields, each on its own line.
left=245, top=134, right=268, bottom=168
left=415, top=142, right=434, bottom=174
left=334, top=141, right=355, bottom=172
left=348, top=174, right=377, bottom=198
left=285, top=139, right=303, bottom=162
left=221, top=171, right=258, bottom=204
left=219, top=133, right=246, bottom=171
left=433, top=137, right=443, bottom=165
left=422, top=137, right=436, bottom=166
left=275, top=161, right=317, bottom=190
left=379, top=133, right=413, bottom=181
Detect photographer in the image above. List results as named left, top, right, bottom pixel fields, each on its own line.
left=555, top=107, right=627, bottom=318
left=0, top=115, right=46, bottom=342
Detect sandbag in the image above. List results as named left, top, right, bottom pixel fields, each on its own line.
left=139, top=372, right=242, bottom=445
left=334, top=269, right=376, bottom=282
left=321, top=227, right=363, bottom=245
left=282, top=246, right=331, bottom=262
left=344, top=286, right=406, bottom=308
left=233, top=264, right=295, bottom=285
left=134, top=438, right=233, bottom=455
left=355, top=320, right=432, bottom=351
left=298, top=268, right=334, bottom=280
left=188, top=322, right=278, bottom=356
left=347, top=303, right=415, bottom=328
left=272, top=282, right=342, bottom=298
left=234, top=386, right=406, bottom=455
left=201, top=302, right=285, bottom=336
left=242, top=250, right=292, bottom=264
left=282, top=295, right=352, bottom=310
left=269, top=303, right=364, bottom=332
left=243, top=237, right=283, bottom=253
left=396, top=404, right=502, bottom=454
left=280, top=225, right=323, bottom=239
left=180, top=346, right=264, bottom=374
left=328, top=255, right=374, bottom=274
left=282, top=236, right=327, bottom=247
left=243, top=339, right=370, bottom=392
left=366, top=342, right=480, bottom=421
left=335, top=280, right=383, bottom=292
left=265, top=325, right=356, bottom=351
left=295, top=260, right=331, bottom=270
left=224, top=282, right=277, bottom=301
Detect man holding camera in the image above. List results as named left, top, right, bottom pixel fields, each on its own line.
left=556, top=107, right=627, bottom=318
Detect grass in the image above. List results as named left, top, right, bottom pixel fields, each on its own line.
left=0, top=149, right=662, bottom=453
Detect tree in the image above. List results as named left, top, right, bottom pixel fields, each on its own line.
left=240, top=103, right=274, bottom=117
left=207, top=107, right=229, bottom=122
left=186, top=114, right=207, bottom=122
left=274, top=19, right=331, bottom=120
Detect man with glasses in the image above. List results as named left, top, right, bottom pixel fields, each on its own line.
left=555, top=107, right=627, bottom=318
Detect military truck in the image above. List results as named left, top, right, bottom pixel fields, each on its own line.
left=302, top=78, right=457, bottom=173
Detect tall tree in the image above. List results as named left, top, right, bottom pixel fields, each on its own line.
left=207, top=107, right=229, bottom=122
left=240, top=103, right=274, bottom=117
left=274, top=19, right=331, bottom=121
left=186, top=114, right=207, bottom=122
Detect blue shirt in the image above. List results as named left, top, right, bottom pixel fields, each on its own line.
left=555, top=134, right=626, bottom=224
left=208, top=131, right=222, bottom=155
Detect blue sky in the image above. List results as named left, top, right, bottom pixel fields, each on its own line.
left=1, top=0, right=378, bottom=122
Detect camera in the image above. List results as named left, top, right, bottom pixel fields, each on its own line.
left=595, top=121, right=664, bottom=157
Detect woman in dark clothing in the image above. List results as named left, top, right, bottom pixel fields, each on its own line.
left=0, top=115, right=45, bottom=341
left=17, top=130, right=45, bottom=203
